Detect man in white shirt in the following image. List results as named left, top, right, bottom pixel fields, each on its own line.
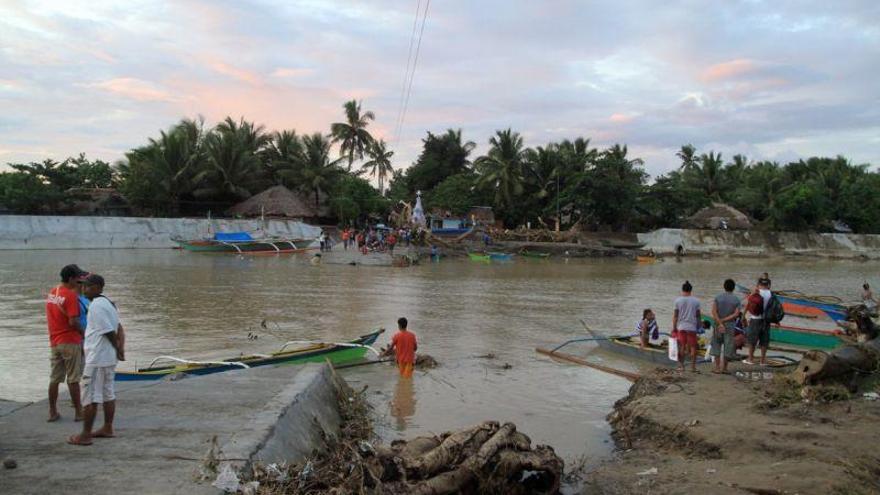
left=67, top=274, right=121, bottom=446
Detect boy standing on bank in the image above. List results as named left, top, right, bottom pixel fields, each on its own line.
left=68, top=274, right=121, bottom=446
left=388, top=317, right=418, bottom=378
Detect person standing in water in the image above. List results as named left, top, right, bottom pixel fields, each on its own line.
left=862, top=283, right=877, bottom=312
left=388, top=317, right=418, bottom=378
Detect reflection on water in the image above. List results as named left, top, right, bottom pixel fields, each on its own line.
left=0, top=249, right=875, bottom=463
left=390, top=376, right=416, bottom=431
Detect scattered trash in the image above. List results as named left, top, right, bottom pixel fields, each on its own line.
left=863, top=392, right=879, bottom=401
left=637, top=467, right=658, bottom=476
left=686, top=419, right=701, bottom=427
left=212, top=464, right=240, bottom=493
left=264, top=463, right=287, bottom=483
left=299, top=460, right=313, bottom=481
left=706, top=468, right=717, bottom=474
left=3, top=458, right=17, bottom=469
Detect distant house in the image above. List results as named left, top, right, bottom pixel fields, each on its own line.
left=66, top=188, right=131, bottom=216
left=226, top=185, right=331, bottom=223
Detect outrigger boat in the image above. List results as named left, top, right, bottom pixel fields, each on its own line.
left=736, top=284, right=849, bottom=322
left=488, top=252, right=514, bottom=261
left=467, top=252, right=491, bottom=262
left=116, top=329, right=383, bottom=381
left=770, top=324, right=848, bottom=350
left=519, top=250, right=551, bottom=259
left=174, top=232, right=311, bottom=254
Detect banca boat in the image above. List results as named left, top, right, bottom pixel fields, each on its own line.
left=175, top=232, right=311, bottom=254
left=488, top=252, right=514, bottom=261
left=736, top=284, right=849, bottom=322
left=519, top=250, right=551, bottom=259
left=467, top=252, right=491, bottom=262
left=116, top=329, right=383, bottom=381
left=770, top=324, right=847, bottom=350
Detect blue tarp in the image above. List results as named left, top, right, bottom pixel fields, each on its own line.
left=213, top=232, right=254, bottom=242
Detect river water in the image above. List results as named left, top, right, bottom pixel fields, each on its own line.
left=0, top=249, right=874, bottom=465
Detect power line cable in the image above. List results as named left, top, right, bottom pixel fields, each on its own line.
left=393, top=0, right=423, bottom=145
left=395, top=0, right=430, bottom=148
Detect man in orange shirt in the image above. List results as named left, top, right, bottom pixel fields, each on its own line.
left=388, top=317, right=417, bottom=378
left=46, top=264, right=88, bottom=422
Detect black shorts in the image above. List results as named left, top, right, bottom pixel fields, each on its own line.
left=746, top=319, right=769, bottom=347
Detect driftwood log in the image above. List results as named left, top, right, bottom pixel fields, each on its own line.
left=793, top=307, right=880, bottom=384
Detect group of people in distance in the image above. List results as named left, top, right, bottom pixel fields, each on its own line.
left=45, top=264, right=124, bottom=446
left=637, top=275, right=776, bottom=374
left=339, top=227, right=416, bottom=255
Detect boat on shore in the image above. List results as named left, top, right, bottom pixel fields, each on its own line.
left=116, top=329, right=383, bottom=381
left=736, top=284, right=849, bottom=322
left=174, top=232, right=311, bottom=254
left=636, top=255, right=657, bottom=263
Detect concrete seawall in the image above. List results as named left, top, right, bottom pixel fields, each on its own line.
left=0, top=363, right=342, bottom=494
left=0, top=215, right=321, bottom=250
left=638, top=228, right=880, bottom=259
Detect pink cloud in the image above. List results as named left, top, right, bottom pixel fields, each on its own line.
left=90, top=78, right=174, bottom=102
left=609, top=113, right=635, bottom=124
left=271, top=67, right=315, bottom=78
left=701, top=59, right=760, bottom=82
left=208, top=61, right=263, bottom=86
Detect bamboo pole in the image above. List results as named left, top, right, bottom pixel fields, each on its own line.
left=535, top=347, right=641, bottom=382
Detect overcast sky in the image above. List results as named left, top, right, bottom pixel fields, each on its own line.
left=1, top=0, right=878, bottom=178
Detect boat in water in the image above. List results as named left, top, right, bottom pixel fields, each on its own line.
left=770, top=324, right=847, bottom=350
left=467, top=252, right=491, bottom=262
left=736, top=284, right=849, bottom=322
left=175, top=232, right=311, bottom=254
left=519, top=250, right=550, bottom=259
left=488, top=252, right=514, bottom=261
left=116, top=329, right=383, bottom=381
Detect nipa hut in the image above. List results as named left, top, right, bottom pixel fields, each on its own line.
left=687, top=202, right=752, bottom=230
left=226, top=185, right=330, bottom=222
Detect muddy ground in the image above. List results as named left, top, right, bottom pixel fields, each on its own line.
left=583, top=369, right=880, bottom=495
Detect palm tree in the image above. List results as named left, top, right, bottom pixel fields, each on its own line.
left=194, top=117, right=270, bottom=201
left=676, top=144, right=699, bottom=172
left=475, top=129, right=528, bottom=213
left=262, top=130, right=303, bottom=186
left=120, top=118, right=205, bottom=214
left=287, top=133, right=344, bottom=211
left=330, top=100, right=375, bottom=171
left=692, top=151, right=725, bottom=200
left=361, top=139, right=395, bottom=194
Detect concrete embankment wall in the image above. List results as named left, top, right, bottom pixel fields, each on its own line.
left=0, top=214, right=321, bottom=250
left=638, top=228, right=880, bottom=259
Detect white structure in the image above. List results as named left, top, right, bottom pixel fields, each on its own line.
left=411, top=191, right=426, bottom=227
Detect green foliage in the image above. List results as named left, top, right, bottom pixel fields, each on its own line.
left=398, top=129, right=475, bottom=195
left=840, top=173, right=880, bottom=233
left=0, top=172, right=49, bottom=213
left=330, top=100, right=375, bottom=171
left=2, top=155, right=116, bottom=213
left=772, top=181, right=828, bottom=231
left=329, top=175, right=388, bottom=225
left=428, top=172, right=483, bottom=215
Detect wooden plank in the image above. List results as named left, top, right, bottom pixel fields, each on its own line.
left=536, top=347, right=641, bottom=382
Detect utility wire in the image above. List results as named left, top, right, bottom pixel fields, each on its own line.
left=395, top=0, right=430, bottom=148
left=393, top=0, right=422, bottom=145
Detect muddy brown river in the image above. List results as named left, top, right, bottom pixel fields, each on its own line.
left=1, top=249, right=875, bottom=465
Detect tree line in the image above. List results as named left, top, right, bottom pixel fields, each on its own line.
left=1, top=100, right=878, bottom=233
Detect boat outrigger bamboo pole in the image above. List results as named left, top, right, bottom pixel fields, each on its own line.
left=535, top=348, right=641, bottom=382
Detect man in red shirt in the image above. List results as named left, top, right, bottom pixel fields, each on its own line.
left=388, top=317, right=417, bottom=378
left=46, top=264, right=88, bottom=422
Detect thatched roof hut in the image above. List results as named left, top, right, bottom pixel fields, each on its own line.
left=688, top=202, right=752, bottom=230
left=226, top=185, right=330, bottom=221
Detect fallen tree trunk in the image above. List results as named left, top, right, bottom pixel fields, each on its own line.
left=792, top=337, right=880, bottom=384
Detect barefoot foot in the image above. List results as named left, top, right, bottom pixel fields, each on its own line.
left=67, top=434, right=92, bottom=446
left=47, top=412, right=61, bottom=422
left=93, top=427, right=115, bottom=438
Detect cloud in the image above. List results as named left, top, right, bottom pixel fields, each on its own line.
left=701, top=59, right=761, bottom=82
left=0, top=0, right=878, bottom=174
left=89, top=78, right=175, bottom=102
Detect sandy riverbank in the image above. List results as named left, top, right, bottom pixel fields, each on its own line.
left=582, top=369, right=880, bottom=494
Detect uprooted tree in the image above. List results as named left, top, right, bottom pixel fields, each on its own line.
left=793, top=307, right=880, bottom=385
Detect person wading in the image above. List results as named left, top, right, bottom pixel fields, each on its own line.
left=46, top=264, right=88, bottom=422
left=387, top=317, right=418, bottom=378
left=672, top=281, right=701, bottom=373
left=711, top=279, right=741, bottom=374
left=68, top=274, right=122, bottom=446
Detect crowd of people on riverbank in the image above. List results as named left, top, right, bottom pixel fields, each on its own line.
left=636, top=274, right=784, bottom=374
left=45, top=264, right=124, bottom=446
left=322, top=226, right=429, bottom=255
